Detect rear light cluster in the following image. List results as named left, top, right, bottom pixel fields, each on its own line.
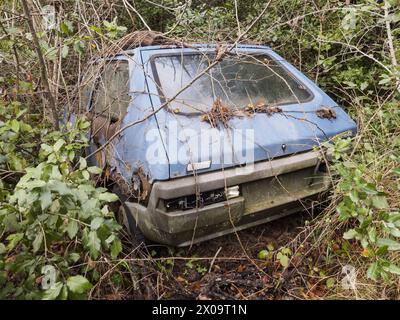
left=164, top=185, right=240, bottom=212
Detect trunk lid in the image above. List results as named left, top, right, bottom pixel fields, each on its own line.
left=140, top=45, right=357, bottom=179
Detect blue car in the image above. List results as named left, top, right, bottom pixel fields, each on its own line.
left=77, top=36, right=357, bottom=246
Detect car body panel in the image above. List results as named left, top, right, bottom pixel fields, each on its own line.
left=136, top=45, right=356, bottom=180
left=85, top=45, right=357, bottom=183
left=78, top=43, right=357, bottom=246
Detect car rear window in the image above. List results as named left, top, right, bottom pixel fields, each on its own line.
left=151, top=53, right=312, bottom=114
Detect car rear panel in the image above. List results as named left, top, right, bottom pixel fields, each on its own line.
left=140, top=45, right=357, bottom=180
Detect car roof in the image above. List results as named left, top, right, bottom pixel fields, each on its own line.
left=120, top=43, right=271, bottom=55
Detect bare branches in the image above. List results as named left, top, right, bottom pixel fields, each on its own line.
left=122, top=0, right=152, bottom=31
left=384, top=0, right=400, bottom=93
left=384, top=0, right=398, bottom=68
left=234, top=0, right=241, bottom=36
left=20, top=0, right=59, bottom=129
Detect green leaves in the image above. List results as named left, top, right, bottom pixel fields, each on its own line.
left=87, top=166, right=103, bottom=175
left=277, top=252, right=289, bottom=268
left=367, top=262, right=379, bottom=281
left=98, top=192, right=119, bottom=202
left=343, top=229, right=358, bottom=240
left=66, top=276, right=93, bottom=294
left=341, top=8, right=358, bottom=32
left=367, top=261, right=400, bottom=282
left=103, top=17, right=127, bottom=39
left=53, top=139, right=65, bottom=152
left=42, top=282, right=64, bottom=300
left=0, top=113, right=123, bottom=299
left=67, top=220, right=79, bottom=239
left=377, top=238, right=400, bottom=251
left=90, top=217, right=104, bottom=231
left=276, top=247, right=291, bottom=268
left=32, top=232, right=43, bottom=253
left=368, top=227, right=377, bottom=243
left=41, top=276, right=92, bottom=300
left=331, top=131, right=400, bottom=283
left=6, top=233, right=23, bottom=251
left=39, top=190, right=52, bottom=210
left=60, top=20, right=74, bottom=36
left=73, top=40, right=85, bottom=55
left=79, top=157, right=87, bottom=170
left=371, top=196, right=388, bottom=209
left=86, top=231, right=101, bottom=259
left=0, top=243, right=6, bottom=254
left=257, top=243, right=274, bottom=260
left=257, top=250, right=269, bottom=260
left=111, top=239, right=122, bottom=259
left=326, top=278, right=335, bottom=289
left=386, top=264, right=400, bottom=276
left=9, top=119, right=20, bottom=133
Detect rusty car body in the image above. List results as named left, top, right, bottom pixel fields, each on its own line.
left=77, top=36, right=357, bottom=246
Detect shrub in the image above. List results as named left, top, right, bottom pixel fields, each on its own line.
left=0, top=103, right=122, bottom=299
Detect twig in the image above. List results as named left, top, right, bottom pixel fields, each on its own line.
left=383, top=0, right=400, bottom=93
left=208, top=247, right=222, bottom=273
left=384, top=1, right=398, bottom=68
left=20, top=0, right=59, bottom=130
left=234, top=0, right=241, bottom=36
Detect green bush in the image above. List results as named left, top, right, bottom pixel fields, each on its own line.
left=0, top=103, right=122, bottom=299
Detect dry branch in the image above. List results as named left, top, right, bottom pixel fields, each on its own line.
left=20, top=0, right=59, bottom=129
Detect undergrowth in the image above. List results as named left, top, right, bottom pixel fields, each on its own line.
left=0, top=0, right=400, bottom=299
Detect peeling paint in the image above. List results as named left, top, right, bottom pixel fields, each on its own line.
left=316, top=106, right=337, bottom=119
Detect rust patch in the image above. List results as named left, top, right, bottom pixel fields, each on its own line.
left=89, top=113, right=122, bottom=168
left=316, top=106, right=336, bottom=120
left=112, top=171, right=134, bottom=198
left=95, top=151, right=104, bottom=169
left=137, top=167, right=152, bottom=201
left=89, top=114, right=121, bottom=146
left=111, top=167, right=152, bottom=203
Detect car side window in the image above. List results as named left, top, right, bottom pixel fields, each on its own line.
left=78, top=62, right=98, bottom=113
left=92, top=60, right=130, bottom=121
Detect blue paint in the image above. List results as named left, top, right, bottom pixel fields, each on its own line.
left=82, top=44, right=357, bottom=183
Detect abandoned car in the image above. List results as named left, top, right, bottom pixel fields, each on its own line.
left=76, top=33, right=357, bottom=246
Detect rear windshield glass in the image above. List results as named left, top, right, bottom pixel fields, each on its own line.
left=151, top=53, right=312, bottom=114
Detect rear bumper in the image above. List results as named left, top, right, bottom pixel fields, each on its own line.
left=123, top=150, right=331, bottom=246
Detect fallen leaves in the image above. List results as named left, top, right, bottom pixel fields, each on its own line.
left=201, top=98, right=283, bottom=127
left=197, top=293, right=212, bottom=300
left=201, top=98, right=234, bottom=128
left=245, top=100, right=283, bottom=116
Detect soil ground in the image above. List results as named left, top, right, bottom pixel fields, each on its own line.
left=127, top=211, right=316, bottom=300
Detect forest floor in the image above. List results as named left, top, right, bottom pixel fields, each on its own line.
left=116, top=211, right=326, bottom=300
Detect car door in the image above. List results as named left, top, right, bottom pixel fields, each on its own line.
left=86, top=58, right=131, bottom=169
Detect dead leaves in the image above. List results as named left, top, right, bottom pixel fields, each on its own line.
left=201, top=98, right=283, bottom=127
left=201, top=97, right=234, bottom=128
left=201, top=99, right=337, bottom=130
left=215, top=44, right=226, bottom=62
left=245, top=100, right=283, bottom=116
